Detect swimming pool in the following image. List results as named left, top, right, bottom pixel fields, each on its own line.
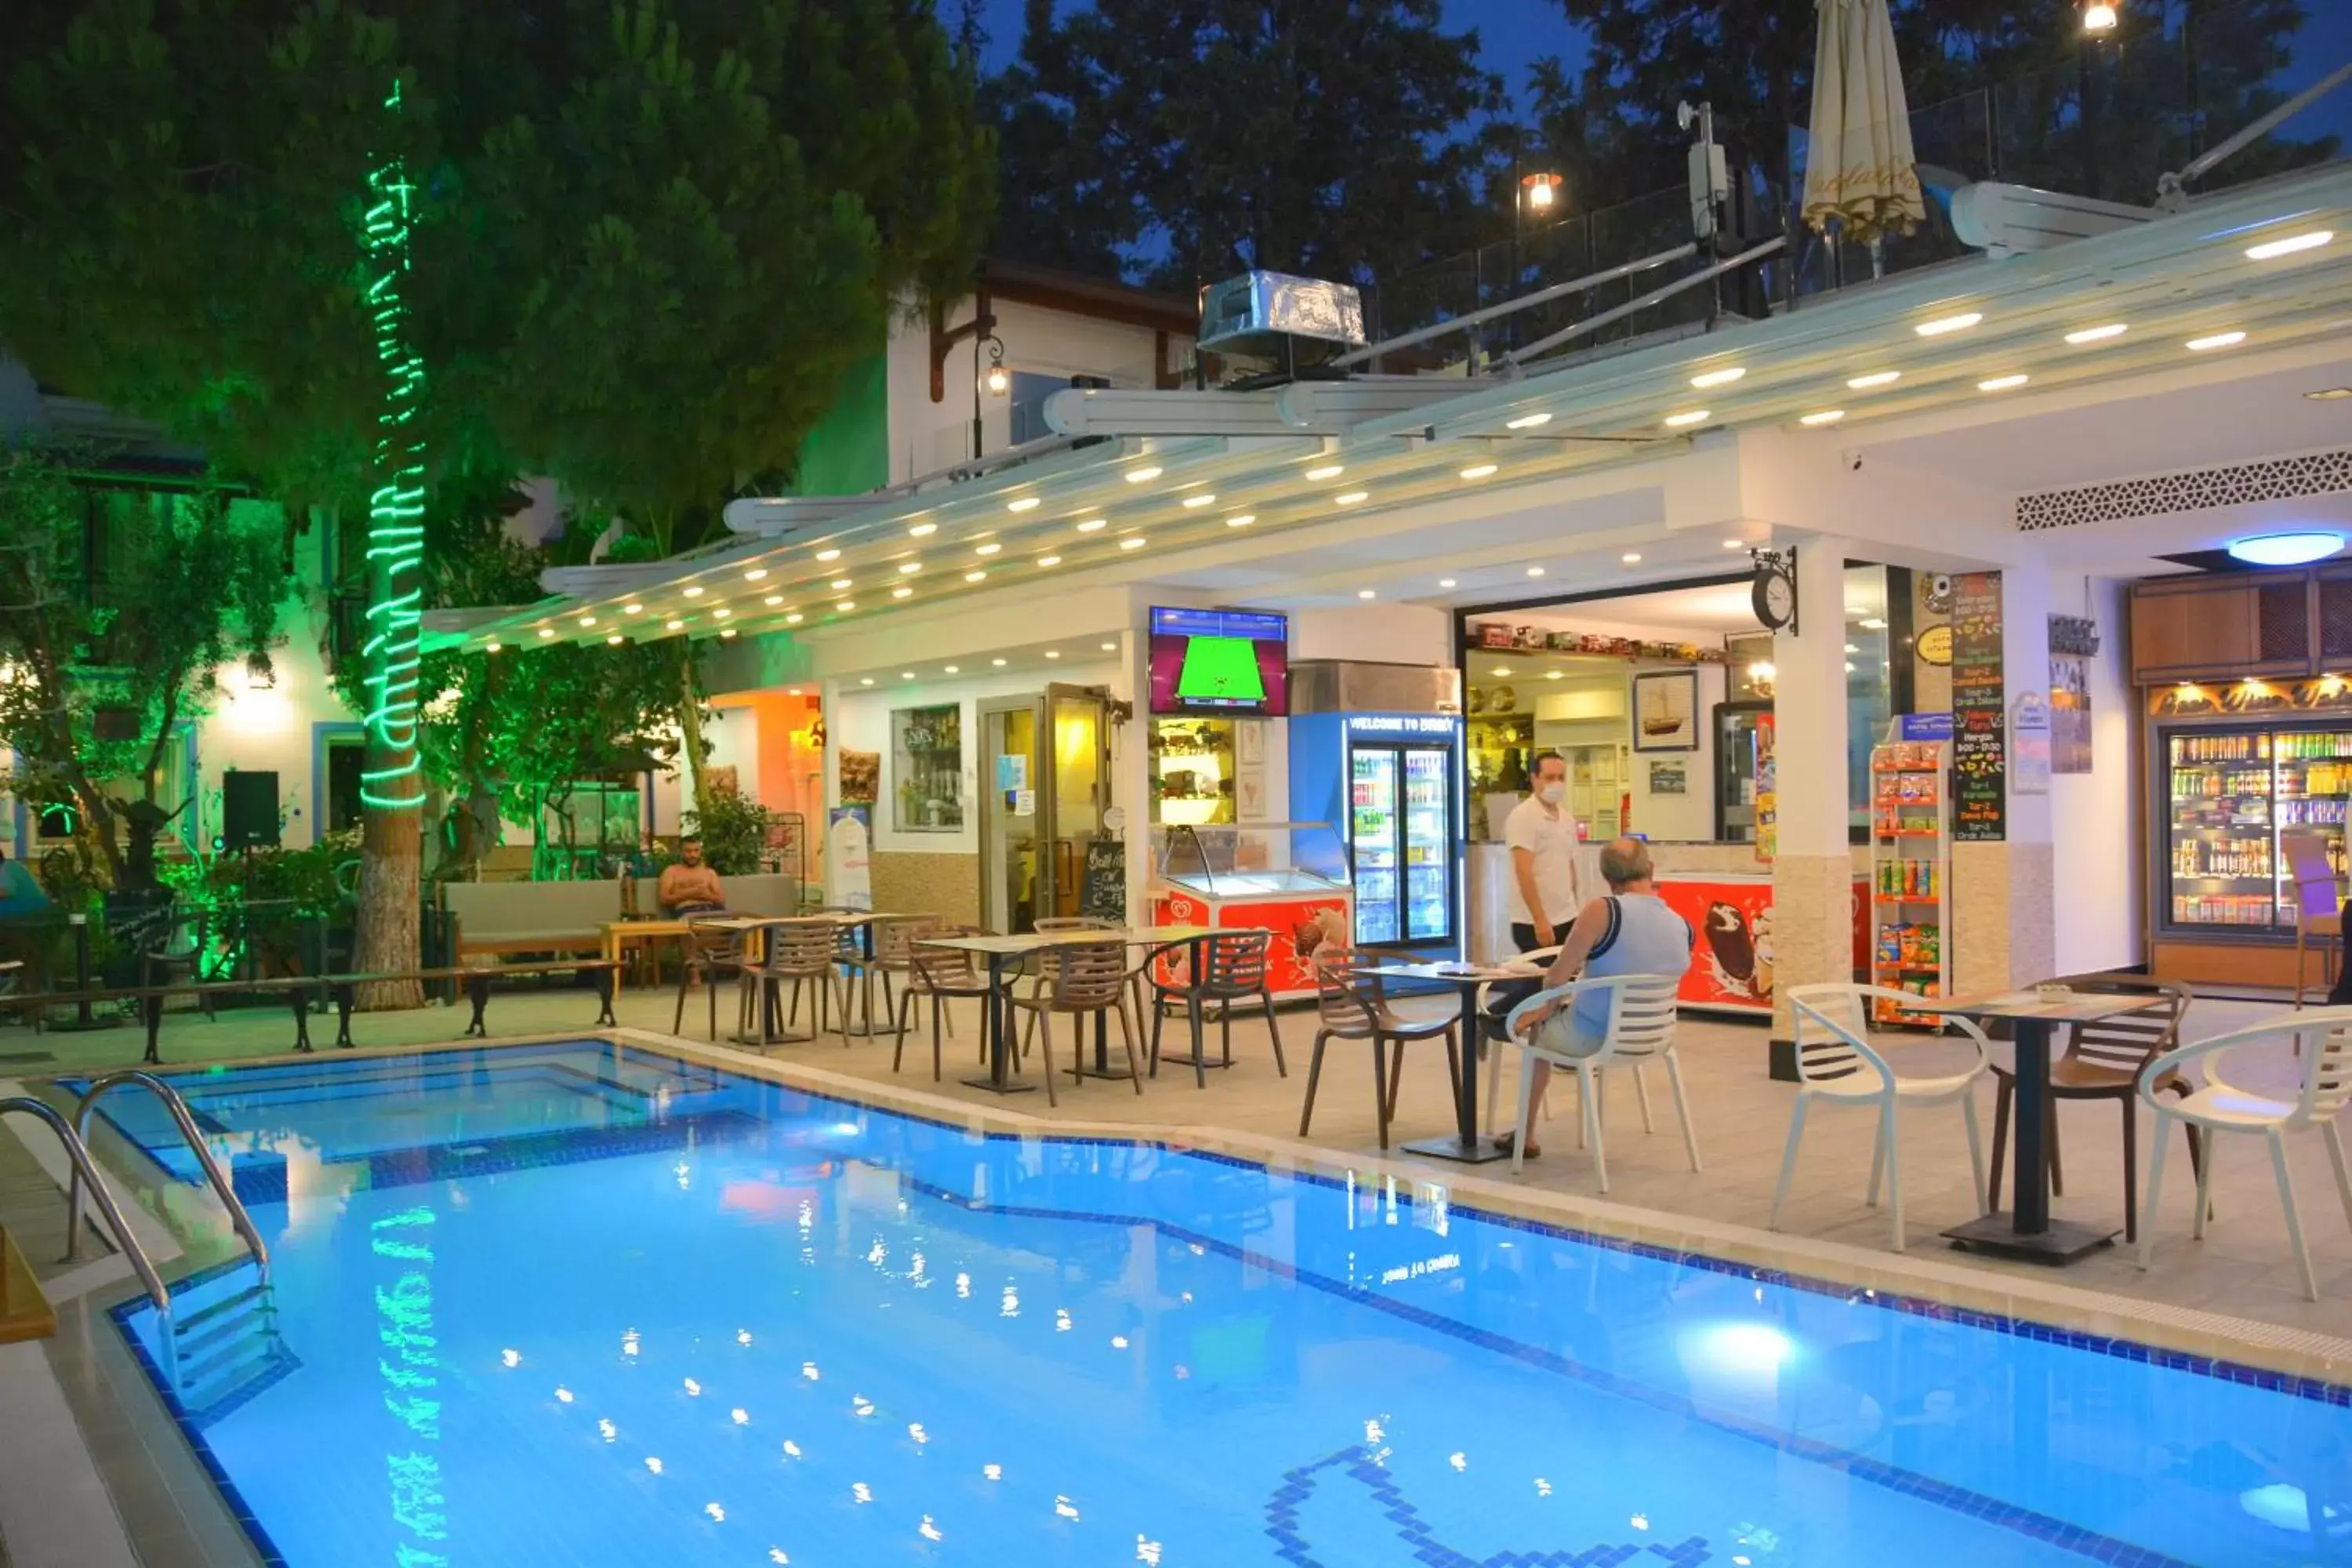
left=89, top=1040, right=2348, bottom=1566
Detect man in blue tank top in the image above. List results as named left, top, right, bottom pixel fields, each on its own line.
left=1500, top=837, right=1693, bottom=1158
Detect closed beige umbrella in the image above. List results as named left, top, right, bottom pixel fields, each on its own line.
left=1802, top=0, right=1926, bottom=245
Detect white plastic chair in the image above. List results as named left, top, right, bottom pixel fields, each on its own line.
left=1501, top=973, right=1696, bottom=1187
left=1773, top=984, right=1990, bottom=1251
left=2136, top=1005, right=2352, bottom=1301
left=1479, top=945, right=1562, bottom=1134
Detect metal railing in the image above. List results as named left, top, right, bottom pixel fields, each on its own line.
left=66, top=1070, right=270, bottom=1279
left=0, top=1095, right=178, bottom=1383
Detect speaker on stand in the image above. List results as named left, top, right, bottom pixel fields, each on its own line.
left=222, top=771, right=281, bottom=851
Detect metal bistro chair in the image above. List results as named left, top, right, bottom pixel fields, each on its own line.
left=672, top=918, right=753, bottom=1041
left=1149, top=929, right=1287, bottom=1088
left=1004, top=940, right=1143, bottom=1108
left=894, top=930, right=993, bottom=1081
left=750, top=917, right=857, bottom=1045
left=2138, top=1005, right=2352, bottom=1301
left=1299, top=950, right=1460, bottom=1152
left=1986, top=974, right=2204, bottom=1244
left=1773, top=983, right=1991, bottom=1252
left=1501, top=973, right=1697, bottom=1189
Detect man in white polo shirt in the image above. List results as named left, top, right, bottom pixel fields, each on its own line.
left=1504, top=752, right=1582, bottom=955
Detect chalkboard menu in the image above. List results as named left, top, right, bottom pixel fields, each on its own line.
left=1951, top=571, right=2006, bottom=841
left=1077, top=837, right=1127, bottom=920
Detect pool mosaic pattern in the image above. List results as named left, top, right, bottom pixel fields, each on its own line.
left=97, top=1042, right=2352, bottom=1566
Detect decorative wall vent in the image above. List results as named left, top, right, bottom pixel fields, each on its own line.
left=2015, top=447, right=2352, bottom=532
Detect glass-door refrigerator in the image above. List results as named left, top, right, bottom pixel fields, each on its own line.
left=1290, top=711, right=1463, bottom=954
left=2153, top=717, right=2352, bottom=942
left=1713, top=701, right=1772, bottom=843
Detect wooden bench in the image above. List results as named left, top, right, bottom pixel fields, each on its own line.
left=1, top=957, right=619, bottom=1064
left=444, top=873, right=805, bottom=963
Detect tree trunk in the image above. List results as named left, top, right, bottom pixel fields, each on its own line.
left=355, top=770, right=425, bottom=1011
left=678, top=644, right=712, bottom=822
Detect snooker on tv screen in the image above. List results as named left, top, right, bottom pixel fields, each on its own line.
left=1148, top=606, right=1290, bottom=717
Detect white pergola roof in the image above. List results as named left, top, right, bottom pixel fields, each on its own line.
left=424, top=163, right=2352, bottom=654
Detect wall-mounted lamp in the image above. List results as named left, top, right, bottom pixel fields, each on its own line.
left=982, top=336, right=1011, bottom=397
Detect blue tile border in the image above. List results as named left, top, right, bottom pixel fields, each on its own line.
left=88, top=1034, right=2347, bottom=1568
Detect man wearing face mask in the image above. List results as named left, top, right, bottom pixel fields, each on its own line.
left=1479, top=753, right=1584, bottom=1043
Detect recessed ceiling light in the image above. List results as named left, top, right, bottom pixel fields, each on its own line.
left=1439, top=578, right=1457, bottom=588
left=2304, top=387, right=2352, bottom=401
left=785, top=612, right=803, bottom=625
left=815, top=548, right=841, bottom=561
left=713, top=607, right=731, bottom=619
left=665, top=619, right=684, bottom=630
left=964, top=570, right=987, bottom=583
left=1545, top=670, right=1564, bottom=681
left=892, top=586, right=913, bottom=599
left=2230, top=531, right=2344, bottom=566
left=720, top=628, right=737, bottom=639
left=537, top=627, right=555, bottom=638
left=1123, top=466, right=1163, bottom=483
left=1076, top=518, right=1107, bottom=532
left=1100, top=641, right=1116, bottom=652
left=829, top=577, right=852, bottom=589
left=1621, top=552, right=1642, bottom=564
left=1978, top=374, right=2030, bottom=391
left=1526, top=565, right=1546, bottom=578
left=1490, top=666, right=1512, bottom=677
left=485, top=640, right=502, bottom=652
left=763, top=594, right=783, bottom=606
left=1007, top=496, right=1041, bottom=513
left=1120, top=536, right=1146, bottom=550
left=1860, top=617, right=1886, bottom=630
left=1305, top=463, right=1345, bottom=481
left=1357, top=588, right=1377, bottom=600
left=1044, top=650, right=1061, bottom=659
left=838, top=599, right=858, bottom=612
left=1037, top=554, right=1062, bottom=566
left=973, top=543, right=1000, bottom=557
left=2064, top=323, right=2127, bottom=344
left=744, top=568, right=768, bottom=582
left=1799, top=409, right=1846, bottom=426
left=1723, top=539, right=1744, bottom=549
left=992, top=657, right=1007, bottom=667
left=1690, top=366, right=1746, bottom=388
left=899, top=561, right=922, bottom=574
left=623, top=602, right=644, bottom=615
left=684, top=586, right=705, bottom=597
left=1504, top=412, right=1552, bottom=430
left=909, top=522, right=938, bottom=537
left=1334, top=491, right=1368, bottom=505
left=2187, top=330, right=2245, bottom=351
left=1181, top=493, right=1216, bottom=509
left=2246, top=230, right=2332, bottom=260
left=945, top=665, right=960, bottom=674
left=1847, top=371, right=1900, bottom=389
left=577, top=614, right=596, bottom=626
left=1460, top=463, right=1498, bottom=480
left=860, top=677, right=874, bottom=686
left=1225, top=514, right=1256, bottom=528
left=1915, top=310, right=1982, bottom=336
left=901, top=671, right=915, bottom=679
left=1662, top=409, right=1709, bottom=428
left=605, top=633, right=622, bottom=644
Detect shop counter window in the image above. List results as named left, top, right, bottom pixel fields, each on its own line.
left=891, top=703, right=964, bottom=833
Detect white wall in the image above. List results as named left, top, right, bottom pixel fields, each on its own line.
left=1290, top=604, right=1452, bottom=667
left=1628, top=661, right=1725, bottom=842
left=2050, top=574, right=2142, bottom=974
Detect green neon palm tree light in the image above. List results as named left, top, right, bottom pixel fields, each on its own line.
left=359, top=82, right=427, bottom=811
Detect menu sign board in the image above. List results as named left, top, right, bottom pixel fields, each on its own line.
left=1951, top=572, right=2006, bottom=840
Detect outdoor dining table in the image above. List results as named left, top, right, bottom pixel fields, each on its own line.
left=919, top=925, right=1221, bottom=1094
left=729, top=910, right=906, bottom=1047
left=1351, top=956, right=1547, bottom=1166
left=1911, top=986, right=2153, bottom=1264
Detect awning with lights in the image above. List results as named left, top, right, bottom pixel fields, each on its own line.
left=423, top=164, right=2352, bottom=655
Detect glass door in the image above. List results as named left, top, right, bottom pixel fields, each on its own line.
left=2269, top=722, right=2352, bottom=921
left=1044, top=684, right=1112, bottom=921
left=979, top=698, right=1042, bottom=933
left=1713, top=702, right=1768, bottom=842
left=2162, top=725, right=2275, bottom=931
left=1402, top=747, right=1453, bottom=942
left=1350, top=745, right=1400, bottom=944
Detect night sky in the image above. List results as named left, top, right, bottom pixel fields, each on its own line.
left=971, top=0, right=1594, bottom=114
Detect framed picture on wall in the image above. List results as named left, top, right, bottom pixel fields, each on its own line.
left=1631, top=670, right=1700, bottom=753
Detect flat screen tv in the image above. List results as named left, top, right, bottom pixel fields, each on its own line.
left=1148, top=606, right=1290, bottom=717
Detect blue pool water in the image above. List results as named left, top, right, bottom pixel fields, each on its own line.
left=96, top=1041, right=2350, bottom=1567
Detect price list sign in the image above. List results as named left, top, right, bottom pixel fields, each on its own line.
left=1951, top=571, right=2006, bottom=840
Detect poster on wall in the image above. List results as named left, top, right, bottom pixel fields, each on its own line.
left=1951, top=571, right=2006, bottom=840
left=839, top=750, right=880, bottom=805
left=1649, top=760, right=1688, bottom=795
left=2049, top=612, right=2097, bottom=774
left=1631, top=670, right=1700, bottom=752
left=2010, top=691, right=2052, bottom=795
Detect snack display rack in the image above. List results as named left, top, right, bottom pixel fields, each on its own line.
left=1869, top=731, right=1951, bottom=1025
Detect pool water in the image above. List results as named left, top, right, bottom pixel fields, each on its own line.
left=96, top=1041, right=2350, bottom=1566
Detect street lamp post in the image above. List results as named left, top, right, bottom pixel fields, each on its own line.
left=1508, top=134, right=1564, bottom=352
